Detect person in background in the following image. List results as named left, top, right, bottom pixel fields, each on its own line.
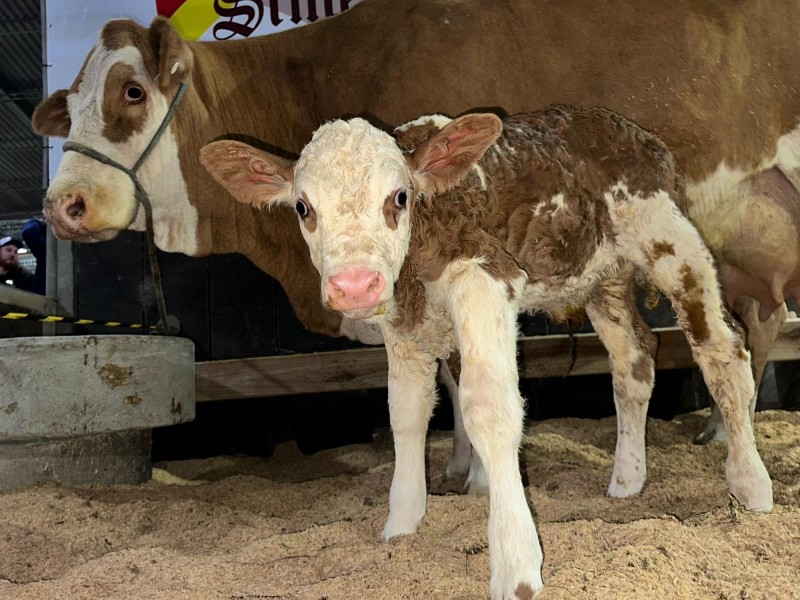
left=22, top=219, right=47, bottom=295
left=0, top=234, right=34, bottom=291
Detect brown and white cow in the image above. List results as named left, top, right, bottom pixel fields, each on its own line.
left=200, top=107, right=774, bottom=599
left=32, top=0, right=800, bottom=457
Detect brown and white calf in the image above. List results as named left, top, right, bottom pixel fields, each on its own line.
left=200, top=106, right=774, bottom=598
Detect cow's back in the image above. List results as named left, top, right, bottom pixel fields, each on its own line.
left=260, top=0, right=799, bottom=181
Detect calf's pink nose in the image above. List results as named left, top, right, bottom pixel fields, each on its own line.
left=326, top=268, right=386, bottom=311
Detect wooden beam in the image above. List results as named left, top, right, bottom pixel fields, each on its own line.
left=0, top=285, right=60, bottom=316
left=195, top=318, right=800, bottom=402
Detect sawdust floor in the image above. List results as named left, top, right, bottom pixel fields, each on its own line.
left=1, top=409, right=799, bottom=600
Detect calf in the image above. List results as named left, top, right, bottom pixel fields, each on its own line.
left=200, top=106, right=773, bottom=598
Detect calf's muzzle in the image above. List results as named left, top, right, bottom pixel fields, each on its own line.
left=325, top=268, right=386, bottom=313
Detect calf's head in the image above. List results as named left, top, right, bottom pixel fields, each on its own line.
left=32, top=17, right=192, bottom=241
left=200, top=114, right=501, bottom=320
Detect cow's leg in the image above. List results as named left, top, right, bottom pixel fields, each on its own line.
left=585, top=274, right=656, bottom=498
left=440, top=355, right=488, bottom=494
left=381, top=333, right=438, bottom=540
left=694, top=298, right=787, bottom=444
left=445, top=263, right=543, bottom=599
left=636, top=205, right=773, bottom=511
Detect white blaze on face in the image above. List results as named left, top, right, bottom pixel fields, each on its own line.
left=293, top=119, right=414, bottom=313
left=55, top=47, right=145, bottom=197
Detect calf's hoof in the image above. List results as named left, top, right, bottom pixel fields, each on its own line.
left=491, top=574, right=544, bottom=600
left=726, top=455, right=773, bottom=513
left=381, top=514, right=422, bottom=541
left=607, top=463, right=645, bottom=498
left=465, top=462, right=489, bottom=496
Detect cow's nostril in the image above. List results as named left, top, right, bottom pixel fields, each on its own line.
left=66, top=195, right=85, bottom=219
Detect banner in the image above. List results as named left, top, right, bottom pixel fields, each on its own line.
left=156, top=1, right=360, bottom=41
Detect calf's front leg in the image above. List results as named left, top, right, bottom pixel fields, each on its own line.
left=381, top=334, right=438, bottom=540
left=444, top=262, right=543, bottom=599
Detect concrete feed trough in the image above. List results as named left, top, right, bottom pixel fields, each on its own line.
left=0, top=335, right=195, bottom=490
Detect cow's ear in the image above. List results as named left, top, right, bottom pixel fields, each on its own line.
left=407, top=113, right=502, bottom=194
left=32, top=89, right=71, bottom=138
left=148, top=16, right=194, bottom=92
left=200, top=140, right=295, bottom=209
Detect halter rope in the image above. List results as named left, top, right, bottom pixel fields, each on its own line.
left=61, top=82, right=187, bottom=334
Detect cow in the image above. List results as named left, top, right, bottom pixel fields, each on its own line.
left=198, top=106, right=774, bottom=598
left=32, top=0, right=800, bottom=476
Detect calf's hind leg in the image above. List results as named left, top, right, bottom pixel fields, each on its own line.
left=585, top=273, right=656, bottom=498
left=694, top=298, right=787, bottom=445
left=439, top=356, right=489, bottom=494
left=636, top=203, right=773, bottom=512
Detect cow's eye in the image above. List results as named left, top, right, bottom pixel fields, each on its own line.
left=394, top=189, right=408, bottom=209
left=295, top=199, right=308, bottom=218
left=123, top=85, right=146, bottom=104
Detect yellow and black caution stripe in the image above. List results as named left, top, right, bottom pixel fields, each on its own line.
left=1, top=311, right=158, bottom=330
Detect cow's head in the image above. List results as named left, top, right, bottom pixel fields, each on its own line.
left=32, top=17, right=192, bottom=242
left=200, top=114, right=501, bottom=320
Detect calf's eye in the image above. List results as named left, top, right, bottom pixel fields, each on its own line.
left=295, top=199, right=308, bottom=218
left=394, top=190, right=408, bottom=209
left=124, top=85, right=146, bottom=104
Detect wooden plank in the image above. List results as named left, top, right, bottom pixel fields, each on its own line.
left=195, top=318, right=800, bottom=402
left=196, top=346, right=389, bottom=401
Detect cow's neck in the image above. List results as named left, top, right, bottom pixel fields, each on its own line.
left=151, top=35, right=345, bottom=337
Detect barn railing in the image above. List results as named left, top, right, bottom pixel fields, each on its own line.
left=195, top=317, right=800, bottom=402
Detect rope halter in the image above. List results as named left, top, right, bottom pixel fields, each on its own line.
left=61, top=82, right=188, bottom=334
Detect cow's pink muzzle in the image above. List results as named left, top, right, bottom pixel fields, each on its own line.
left=325, top=268, right=386, bottom=314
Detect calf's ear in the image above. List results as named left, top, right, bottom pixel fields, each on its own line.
left=32, top=89, right=71, bottom=138
left=407, top=113, right=502, bottom=194
left=200, top=140, right=295, bottom=208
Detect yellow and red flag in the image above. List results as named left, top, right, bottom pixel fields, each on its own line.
left=156, top=0, right=234, bottom=41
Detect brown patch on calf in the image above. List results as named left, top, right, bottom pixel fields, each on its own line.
left=395, top=120, right=441, bottom=152
left=391, top=261, right=429, bottom=332
left=682, top=297, right=710, bottom=344
left=102, top=63, right=149, bottom=143
left=299, top=192, right=317, bottom=233
left=647, top=240, right=675, bottom=265
left=677, top=264, right=710, bottom=344
left=631, top=353, right=652, bottom=383
left=680, top=263, right=699, bottom=293
left=383, top=189, right=405, bottom=230
left=515, top=582, right=535, bottom=600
